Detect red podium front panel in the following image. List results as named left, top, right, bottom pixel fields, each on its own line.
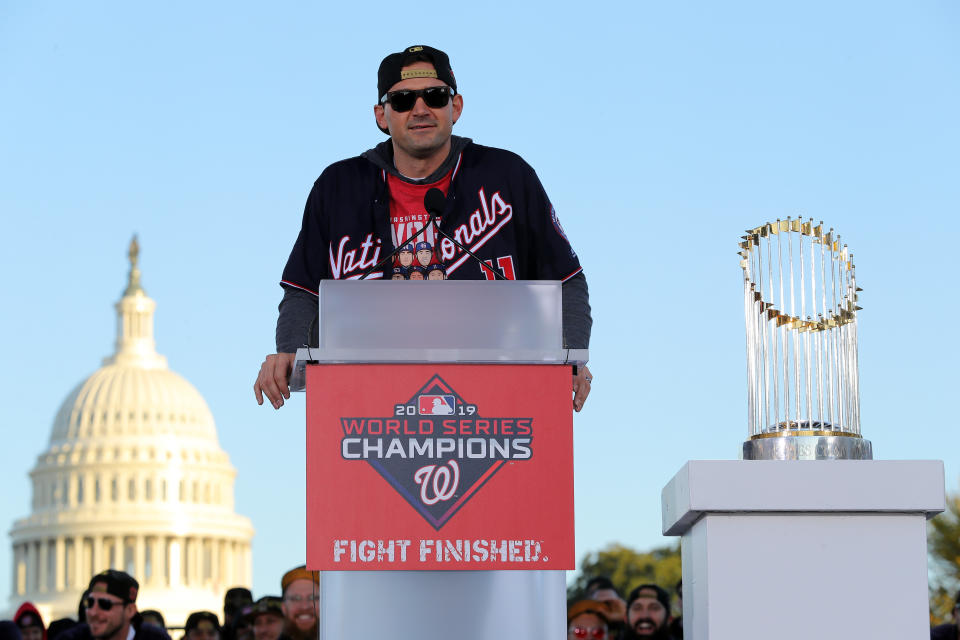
left=306, top=363, right=574, bottom=571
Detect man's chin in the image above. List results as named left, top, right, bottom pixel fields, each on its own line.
left=286, top=622, right=318, bottom=640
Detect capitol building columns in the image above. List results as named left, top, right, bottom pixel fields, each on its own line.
left=8, top=238, right=254, bottom=625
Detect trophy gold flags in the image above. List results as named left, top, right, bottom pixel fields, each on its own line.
left=739, top=218, right=872, bottom=460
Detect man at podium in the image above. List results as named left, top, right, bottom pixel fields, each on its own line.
left=254, top=45, right=593, bottom=411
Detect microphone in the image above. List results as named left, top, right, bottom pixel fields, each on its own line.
left=424, top=187, right=446, bottom=221
left=360, top=186, right=507, bottom=280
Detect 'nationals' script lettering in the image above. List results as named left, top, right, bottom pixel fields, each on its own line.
left=329, top=234, right=383, bottom=280
left=442, top=188, right=513, bottom=275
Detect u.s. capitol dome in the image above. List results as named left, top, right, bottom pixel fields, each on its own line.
left=8, top=238, right=254, bottom=625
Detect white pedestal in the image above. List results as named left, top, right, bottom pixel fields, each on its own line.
left=661, top=460, right=944, bottom=640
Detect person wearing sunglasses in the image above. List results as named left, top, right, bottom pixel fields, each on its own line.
left=567, top=600, right=611, bottom=639
left=57, top=571, right=170, bottom=640
left=256, top=44, right=593, bottom=413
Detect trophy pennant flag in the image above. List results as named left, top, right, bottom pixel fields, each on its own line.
left=739, top=218, right=872, bottom=460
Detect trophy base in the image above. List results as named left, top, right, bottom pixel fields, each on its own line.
left=742, top=434, right=873, bottom=460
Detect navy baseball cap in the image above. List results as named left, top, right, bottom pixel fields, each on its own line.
left=377, top=45, right=456, bottom=135
left=378, top=45, right=456, bottom=103
left=88, top=569, right=139, bottom=603
left=399, top=243, right=414, bottom=252
left=415, top=241, right=432, bottom=251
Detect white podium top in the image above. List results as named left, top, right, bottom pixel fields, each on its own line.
left=661, top=460, right=945, bottom=536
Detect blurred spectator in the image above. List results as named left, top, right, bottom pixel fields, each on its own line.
left=668, top=580, right=682, bottom=639
left=138, top=612, right=164, bottom=631
left=245, top=597, right=285, bottom=640
left=932, top=590, right=960, bottom=640
left=221, top=589, right=252, bottom=640
left=279, top=566, right=318, bottom=640
left=229, top=607, right=252, bottom=640
left=567, top=600, right=610, bottom=639
left=183, top=612, right=219, bottom=640
left=46, top=620, right=78, bottom=640
left=584, top=577, right=612, bottom=596
left=77, top=592, right=88, bottom=624
left=14, top=602, right=46, bottom=640
left=623, top=584, right=674, bottom=640
left=0, top=621, right=23, bottom=640
left=585, top=577, right=627, bottom=639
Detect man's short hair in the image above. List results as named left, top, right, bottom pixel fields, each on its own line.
left=46, top=619, right=78, bottom=640
left=139, top=611, right=165, bottom=629
left=243, top=597, right=283, bottom=623
left=584, top=576, right=616, bottom=597
left=223, top=588, right=253, bottom=616
left=184, top=612, right=220, bottom=634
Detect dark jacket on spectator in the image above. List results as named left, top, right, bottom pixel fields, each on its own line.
left=932, top=623, right=958, bottom=640
left=58, top=621, right=170, bottom=640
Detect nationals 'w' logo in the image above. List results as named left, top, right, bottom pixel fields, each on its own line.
left=339, top=375, right=533, bottom=529
left=414, top=460, right=460, bottom=505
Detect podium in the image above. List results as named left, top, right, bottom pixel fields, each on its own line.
left=293, top=280, right=586, bottom=640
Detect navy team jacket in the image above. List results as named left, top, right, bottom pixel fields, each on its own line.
left=280, top=142, right=583, bottom=291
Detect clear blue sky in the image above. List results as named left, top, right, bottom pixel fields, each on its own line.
left=2, top=0, right=958, bottom=606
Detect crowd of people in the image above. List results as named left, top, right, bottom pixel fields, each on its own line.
left=568, top=578, right=960, bottom=639
left=567, top=577, right=683, bottom=640
left=6, top=564, right=959, bottom=638
left=0, top=566, right=318, bottom=640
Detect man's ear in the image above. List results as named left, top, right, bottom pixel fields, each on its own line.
left=374, top=104, right=389, bottom=133
left=451, top=94, right=463, bottom=125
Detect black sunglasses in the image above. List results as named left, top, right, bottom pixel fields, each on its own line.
left=85, top=596, right=125, bottom=611
left=380, top=87, right=452, bottom=112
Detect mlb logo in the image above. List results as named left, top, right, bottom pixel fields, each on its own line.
left=418, top=395, right=456, bottom=415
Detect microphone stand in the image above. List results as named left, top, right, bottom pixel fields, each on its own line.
left=428, top=216, right=507, bottom=280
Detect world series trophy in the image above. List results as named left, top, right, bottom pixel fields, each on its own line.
left=738, top=217, right=872, bottom=460
left=659, top=217, right=944, bottom=639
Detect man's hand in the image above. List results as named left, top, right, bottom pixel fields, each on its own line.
left=254, top=353, right=296, bottom=409
left=573, top=364, right=593, bottom=412
left=600, top=594, right=626, bottom=624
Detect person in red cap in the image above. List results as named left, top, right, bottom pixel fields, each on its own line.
left=13, top=602, right=46, bottom=640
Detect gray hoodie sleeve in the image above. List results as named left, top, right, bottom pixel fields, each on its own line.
left=561, top=271, right=592, bottom=350
left=275, top=287, right=318, bottom=353
left=275, top=273, right=592, bottom=352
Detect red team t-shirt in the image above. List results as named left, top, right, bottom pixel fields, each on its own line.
left=387, top=171, right=451, bottom=280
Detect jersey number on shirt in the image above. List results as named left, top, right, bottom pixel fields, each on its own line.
left=481, top=255, right=516, bottom=280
